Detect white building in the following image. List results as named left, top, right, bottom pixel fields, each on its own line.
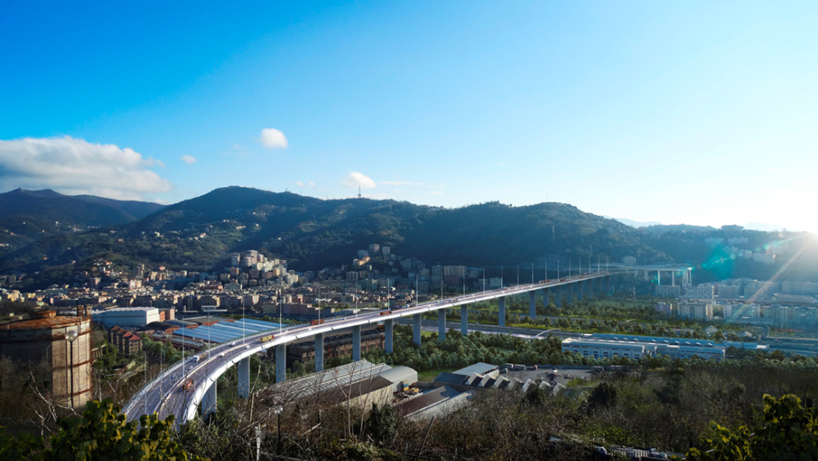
left=91, top=307, right=161, bottom=328
left=686, top=283, right=715, bottom=300
left=561, top=338, right=649, bottom=361
left=562, top=336, right=725, bottom=362
left=678, top=302, right=714, bottom=321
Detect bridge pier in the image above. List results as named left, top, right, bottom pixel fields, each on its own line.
left=413, top=314, right=422, bottom=346
left=275, top=344, right=286, bottom=384
left=384, top=319, right=393, bottom=354
left=606, top=275, right=611, bottom=295
left=543, top=288, right=550, bottom=309
left=555, top=285, right=562, bottom=307
left=498, top=296, right=506, bottom=327
left=352, top=325, right=361, bottom=361
left=567, top=283, right=574, bottom=304
left=588, top=278, right=594, bottom=297
left=438, top=309, right=447, bottom=341
left=315, top=333, right=324, bottom=372
left=577, top=281, right=584, bottom=302
left=202, top=380, right=217, bottom=416
left=461, top=305, right=468, bottom=336
left=529, top=291, right=536, bottom=318
left=238, top=357, right=251, bottom=398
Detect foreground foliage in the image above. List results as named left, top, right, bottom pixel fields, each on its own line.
left=0, top=400, right=201, bottom=461
left=687, top=394, right=818, bottom=461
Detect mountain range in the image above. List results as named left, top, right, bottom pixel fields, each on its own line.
left=0, top=186, right=812, bottom=289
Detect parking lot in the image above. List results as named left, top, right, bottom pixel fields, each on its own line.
left=501, top=365, right=596, bottom=386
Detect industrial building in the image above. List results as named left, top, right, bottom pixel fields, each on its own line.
left=171, top=317, right=285, bottom=345
left=433, top=363, right=521, bottom=392
left=396, top=385, right=472, bottom=421
left=270, top=360, right=418, bottom=413
left=91, top=307, right=161, bottom=329
left=562, top=335, right=726, bottom=362
left=0, top=309, right=93, bottom=408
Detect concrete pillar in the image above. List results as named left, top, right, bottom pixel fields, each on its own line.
left=567, top=283, right=574, bottom=304
left=499, top=296, right=506, bottom=327
left=529, top=291, right=536, bottom=318
left=202, top=380, right=217, bottom=416
left=438, top=309, right=447, bottom=341
left=238, top=357, right=250, bottom=398
left=461, top=305, right=468, bottom=336
left=555, top=285, right=562, bottom=307
left=384, top=319, right=393, bottom=354
left=577, top=280, right=584, bottom=302
left=413, top=314, right=422, bottom=346
left=589, top=278, right=594, bottom=296
left=672, top=271, right=676, bottom=287
left=543, top=288, right=550, bottom=309
left=606, top=275, right=611, bottom=295
left=315, top=333, right=324, bottom=372
left=275, top=344, right=286, bottom=384
left=657, top=271, right=661, bottom=286
left=352, top=325, right=361, bottom=361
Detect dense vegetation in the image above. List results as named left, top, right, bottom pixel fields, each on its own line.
left=0, top=400, right=200, bottom=461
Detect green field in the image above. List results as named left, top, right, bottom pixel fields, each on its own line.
left=417, top=367, right=458, bottom=382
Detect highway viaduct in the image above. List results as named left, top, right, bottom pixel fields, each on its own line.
left=123, top=271, right=618, bottom=426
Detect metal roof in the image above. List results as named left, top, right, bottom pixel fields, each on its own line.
left=378, top=366, right=418, bottom=386
left=433, top=372, right=467, bottom=386
left=273, top=360, right=393, bottom=400
left=170, top=318, right=283, bottom=344
left=451, top=362, right=497, bottom=377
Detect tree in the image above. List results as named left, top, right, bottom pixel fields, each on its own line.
left=587, top=382, right=617, bottom=413
left=364, top=403, right=397, bottom=447
left=687, top=394, right=818, bottom=461
left=525, top=385, right=546, bottom=406
left=0, top=399, right=202, bottom=461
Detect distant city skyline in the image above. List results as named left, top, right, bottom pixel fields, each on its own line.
left=2, top=2, right=817, bottom=232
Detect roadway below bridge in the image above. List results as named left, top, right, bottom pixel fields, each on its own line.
left=123, top=271, right=618, bottom=427
left=397, top=318, right=582, bottom=340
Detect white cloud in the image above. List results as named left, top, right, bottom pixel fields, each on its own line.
left=0, top=136, right=172, bottom=200
left=342, top=171, right=376, bottom=189
left=296, top=181, right=304, bottom=187
left=260, top=128, right=288, bottom=149
left=181, top=155, right=197, bottom=164
left=309, top=181, right=315, bottom=187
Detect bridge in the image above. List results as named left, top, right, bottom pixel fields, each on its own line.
left=123, top=271, right=617, bottom=426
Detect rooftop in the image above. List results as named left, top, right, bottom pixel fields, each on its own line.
left=0, top=315, right=86, bottom=330
left=451, top=362, right=497, bottom=377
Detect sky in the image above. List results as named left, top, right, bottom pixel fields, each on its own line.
left=1, top=1, right=817, bottom=231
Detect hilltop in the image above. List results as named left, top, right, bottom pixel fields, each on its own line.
left=0, top=186, right=812, bottom=287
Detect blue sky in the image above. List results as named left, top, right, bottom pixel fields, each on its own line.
left=1, top=1, right=817, bottom=231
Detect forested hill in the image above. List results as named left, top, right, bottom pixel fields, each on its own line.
left=0, top=188, right=165, bottom=226
left=0, top=186, right=812, bottom=287
left=122, top=186, right=667, bottom=269
left=0, top=189, right=166, bottom=261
